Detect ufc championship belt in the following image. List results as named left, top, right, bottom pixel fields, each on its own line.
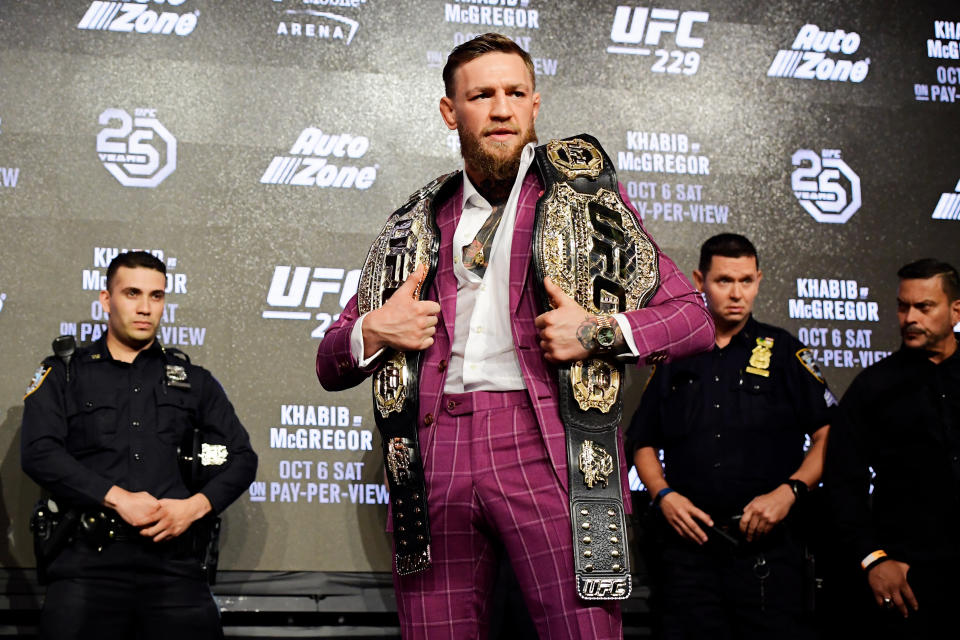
left=533, top=134, right=660, bottom=600
left=357, top=171, right=459, bottom=575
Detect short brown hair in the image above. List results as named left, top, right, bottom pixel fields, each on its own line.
left=442, top=33, right=535, bottom=97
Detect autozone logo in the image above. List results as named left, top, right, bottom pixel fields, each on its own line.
left=607, top=6, right=708, bottom=76
left=932, top=179, right=960, bottom=221
left=768, top=24, right=870, bottom=82
left=791, top=149, right=861, bottom=224
left=78, top=1, right=198, bottom=36
left=262, top=266, right=361, bottom=338
left=260, top=128, right=378, bottom=190
left=97, top=108, right=177, bottom=188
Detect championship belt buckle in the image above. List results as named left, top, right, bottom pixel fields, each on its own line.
left=536, top=140, right=659, bottom=414
left=358, top=179, right=443, bottom=416
left=533, top=135, right=660, bottom=601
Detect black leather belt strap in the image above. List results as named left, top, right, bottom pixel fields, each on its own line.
left=532, top=134, right=660, bottom=600
left=356, top=171, right=459, bottom=575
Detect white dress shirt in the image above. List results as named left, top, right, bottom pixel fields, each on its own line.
left=443, top=143, right=537, bottom=392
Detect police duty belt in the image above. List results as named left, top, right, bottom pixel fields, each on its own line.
left=533, top=134, right=660, bottom=601
left=357, top=171, right=458, bottom=575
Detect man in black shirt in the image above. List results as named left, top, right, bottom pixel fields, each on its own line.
left=824, top=258, right=960, bottom=639
left=21, top=251, right=258, bottom=639
left=628, top=234, right=835, bottom=639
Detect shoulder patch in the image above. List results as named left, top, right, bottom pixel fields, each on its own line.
left=796, top=348, right=825, bottom=384
left=24, top=365, right=52, bottom=399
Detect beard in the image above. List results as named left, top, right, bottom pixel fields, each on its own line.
left=458, top=121, right=538, bottom=185
left=901, top=323, right=951, bottom=351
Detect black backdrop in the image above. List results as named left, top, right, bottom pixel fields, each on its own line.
left=1, top=0, right=957, bottom=594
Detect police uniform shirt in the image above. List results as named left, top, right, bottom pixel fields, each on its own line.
left=21, top=335, right=257, bottom=515
left=628, top=316, right=836, bottom=518
left=825, top=335, right=960, bottom=566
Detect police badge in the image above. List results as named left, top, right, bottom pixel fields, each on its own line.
left=747, top=337, right=774, bottom=377
left=199, top=443, right=228, bottom=467
left=165, top=364, right=191, bottom=389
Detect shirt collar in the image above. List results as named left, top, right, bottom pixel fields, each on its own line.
left=899, top=332, right=960, bottom=365
left=93, top=333, right=164, bottom=362
left=729, top=315, right=760, bottom=348
left=461, top=142, right=537, bottom=210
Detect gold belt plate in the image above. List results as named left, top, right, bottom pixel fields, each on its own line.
left=358, top=195, right=437, bottom=416
left=537, top=180, right=659, bottom=413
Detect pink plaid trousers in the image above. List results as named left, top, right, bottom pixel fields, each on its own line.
left=393, top=390, right=621, bottom=639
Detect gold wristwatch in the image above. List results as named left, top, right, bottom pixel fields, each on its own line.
left=595, top=315, right=617, bottom=351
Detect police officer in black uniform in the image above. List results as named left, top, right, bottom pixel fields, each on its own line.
left=21, top=251, right=258, bottom=640
left=627, top=234, right=835, bottom=639
left=824, top=259, right=960, bottom=639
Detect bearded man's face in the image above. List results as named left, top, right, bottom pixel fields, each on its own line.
left=439, top=51, right=540, bottom=184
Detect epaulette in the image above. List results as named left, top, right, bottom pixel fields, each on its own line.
left=162, top=347, right=191, bottom=364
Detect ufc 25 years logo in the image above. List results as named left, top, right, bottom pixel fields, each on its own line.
left=96, top=108, right=177, bottom=188
left=791, top=149, right=862, bottom=224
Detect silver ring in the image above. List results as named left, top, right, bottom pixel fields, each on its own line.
left=883, top=597, right=893, bottom=607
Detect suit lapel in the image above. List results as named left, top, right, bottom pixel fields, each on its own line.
left=434, top=183, right=462, bottom=346
left=510, top=171, right=543, bottom=313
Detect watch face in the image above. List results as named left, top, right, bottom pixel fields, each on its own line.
left=597, top=326, right=616, bottom=347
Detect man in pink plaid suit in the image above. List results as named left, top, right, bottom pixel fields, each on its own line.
left=316, top=33, right=714, bottom=639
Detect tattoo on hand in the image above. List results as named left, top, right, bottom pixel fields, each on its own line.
left=576, top=316, right=598, bottom=350
left=576, top=315, right=627, bottom=354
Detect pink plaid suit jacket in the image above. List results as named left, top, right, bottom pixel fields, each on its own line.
left=316, top=169, right=714, bottom=504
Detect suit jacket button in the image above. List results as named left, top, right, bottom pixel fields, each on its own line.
left=438, top=359, right=447, bottom=372
left=646, top=350, right=667, bottom=365
left=423, top=413, right=434, bottom=426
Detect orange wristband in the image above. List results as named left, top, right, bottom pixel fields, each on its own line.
left=861, top=549, right=888, bottom=571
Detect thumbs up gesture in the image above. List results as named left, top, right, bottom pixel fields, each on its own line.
left=362, top=264, right=441, bottom=357
left=534, top=277, right=597, bottom=364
